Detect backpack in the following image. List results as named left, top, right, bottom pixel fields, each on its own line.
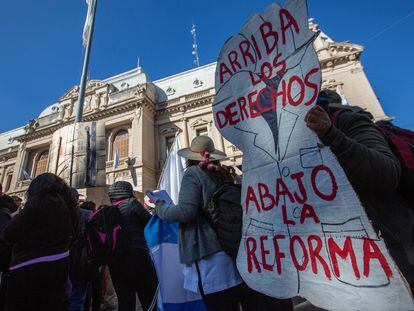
left=330, top=108, right=414, bottom=203
left=85, top=202, right=128, bottom=266
left=201, top=179, right=243, bottom=259
left=69, top=208, right=93, bottom=279
left=376, top=121, right=414, bottom=202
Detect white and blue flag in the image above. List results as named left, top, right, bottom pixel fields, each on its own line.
left=22, top=169, right=32, bottom=180
left=83, top=0, right=96, bottom=47
left=145, top=137, right=206, bottom=311
left=113, top=146, right=119, bottom=170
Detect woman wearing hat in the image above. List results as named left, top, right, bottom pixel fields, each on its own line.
left=148, top=136, right=291, bottom=311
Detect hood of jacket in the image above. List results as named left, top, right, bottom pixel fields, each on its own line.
left=0, top=195, right=18, bottom=214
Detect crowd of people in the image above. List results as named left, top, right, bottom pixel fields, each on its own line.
left=0, top=173, right=158, bottom=311
left=0, top=91, right=412, bottom=311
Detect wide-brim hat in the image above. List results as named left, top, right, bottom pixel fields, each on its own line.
left=177, top=136, right=227, bottom=161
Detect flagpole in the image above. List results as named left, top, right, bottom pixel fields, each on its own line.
left=69, top=0, right=98, bottom=187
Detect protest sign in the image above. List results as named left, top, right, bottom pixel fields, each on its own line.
left=213, top=0, right=414, bottom=309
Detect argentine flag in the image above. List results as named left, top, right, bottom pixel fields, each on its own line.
left=113, top=146, right=119, bottom=170
left=144, top=137, right=206, bottom=311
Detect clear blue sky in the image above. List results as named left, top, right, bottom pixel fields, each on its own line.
left=1, top=0, right=413, bottom=132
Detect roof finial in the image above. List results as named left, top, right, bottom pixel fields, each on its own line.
left=191, top=22, right=200, bottom=67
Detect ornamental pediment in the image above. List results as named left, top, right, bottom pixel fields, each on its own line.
left=60, top=86, right=79, bottom=100
left=60, top=80, right=108, bottom=100
left=86, top=80, right=105, bottom=91
left=327, top=42, right=363, bottom=55
left=318, top=42, right=363, bottom=64
left=190, top=118, right=209, bottom=128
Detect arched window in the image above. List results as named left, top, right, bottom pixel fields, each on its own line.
left=35, top=150, right=49, bottom=177
left=113, top=130, right=129, bottom=160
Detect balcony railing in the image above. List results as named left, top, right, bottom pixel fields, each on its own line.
left=106, top=158, right=128, bottom=170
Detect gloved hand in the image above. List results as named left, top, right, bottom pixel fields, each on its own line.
left=305, top=105, right=332, bottom=139
left=145, top=190, right=173, bottom=208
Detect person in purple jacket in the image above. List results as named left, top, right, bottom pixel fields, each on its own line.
left=3, top=173, right=78, bottom=310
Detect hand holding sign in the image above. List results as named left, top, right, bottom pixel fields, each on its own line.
left=213, top=0, right=414, bottom=310
left=305, top=105, right=332, bottom=138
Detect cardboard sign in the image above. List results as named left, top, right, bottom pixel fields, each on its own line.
left=213, top=0, right=414, bottom=309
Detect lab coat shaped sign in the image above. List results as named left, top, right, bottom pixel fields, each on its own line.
left=213, top=0, right=414, bottom=310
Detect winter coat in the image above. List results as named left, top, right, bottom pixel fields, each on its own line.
left=108, top=181, right=152, bottom=253
left=322, top=106, right=414, bottom=283
left=0, top=195, right=17, bottom=232
left=156, top=165, right=223, bottom=264
left=0, top=195, right=17, bottom=271
left=3, top=193, right=74, bottom=267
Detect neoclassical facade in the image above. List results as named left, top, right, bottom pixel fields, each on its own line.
left=0, top=25, right=387, bottom=200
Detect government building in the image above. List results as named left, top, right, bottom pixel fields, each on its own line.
left=0, top=23, right=387, bottom=203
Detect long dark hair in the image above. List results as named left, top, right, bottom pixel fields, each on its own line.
left=79, top=201, right=96, bottom=212
left=27, top=173, right=78, bottom=230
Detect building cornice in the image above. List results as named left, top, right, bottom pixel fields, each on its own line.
left=156, top=96, right=213, bottom=117
left=156, top=89, right=214, bottom=117
left=15, top=98, right=150, bottom=143
left=0, top=149, right=18, bottom=162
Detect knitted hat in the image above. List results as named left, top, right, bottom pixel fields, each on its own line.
left=108, top=181, right=134, bottom=202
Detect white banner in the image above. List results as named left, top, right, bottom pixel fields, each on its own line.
left=212, top=0, right=414, bottom=310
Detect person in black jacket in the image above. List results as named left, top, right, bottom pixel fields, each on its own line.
left=0, top=194, right=18, bottom=310
left=0, top=195, right=18, bottom=269
left=2, top=173, right=78, bottom=311
left=107, top=181, right=157, bottom=311
left=306, top=91, right=414, bottom=288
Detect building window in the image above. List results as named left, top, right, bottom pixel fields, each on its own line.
left=196, top=127, right=208, bottom=137
left=165, top=136, right=175, bottom=154
left=35, top=150, right=49, bottom=177
left=4, top=174, right=12, bottom=192
left=113, top=130, right=129, bottom=160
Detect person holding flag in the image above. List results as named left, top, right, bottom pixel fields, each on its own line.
left=144, top=136, right=206, bottom=311
left=147, top=136, right=291, bottom=311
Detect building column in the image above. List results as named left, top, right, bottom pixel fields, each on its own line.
left=127, top=127, right=133, bottom=159
left=131, top=106, right=142, bottom=162
left=46, top=143, right=53, bottom=173
left=212, top=122, right=225, bottom=152
left=107, top=132, right=114, bottom=161
left=181, top=117, right=189, bottom=148
left=0, top=164, right=6, bottom=186
left=10, top=143, right=28, bottom=191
